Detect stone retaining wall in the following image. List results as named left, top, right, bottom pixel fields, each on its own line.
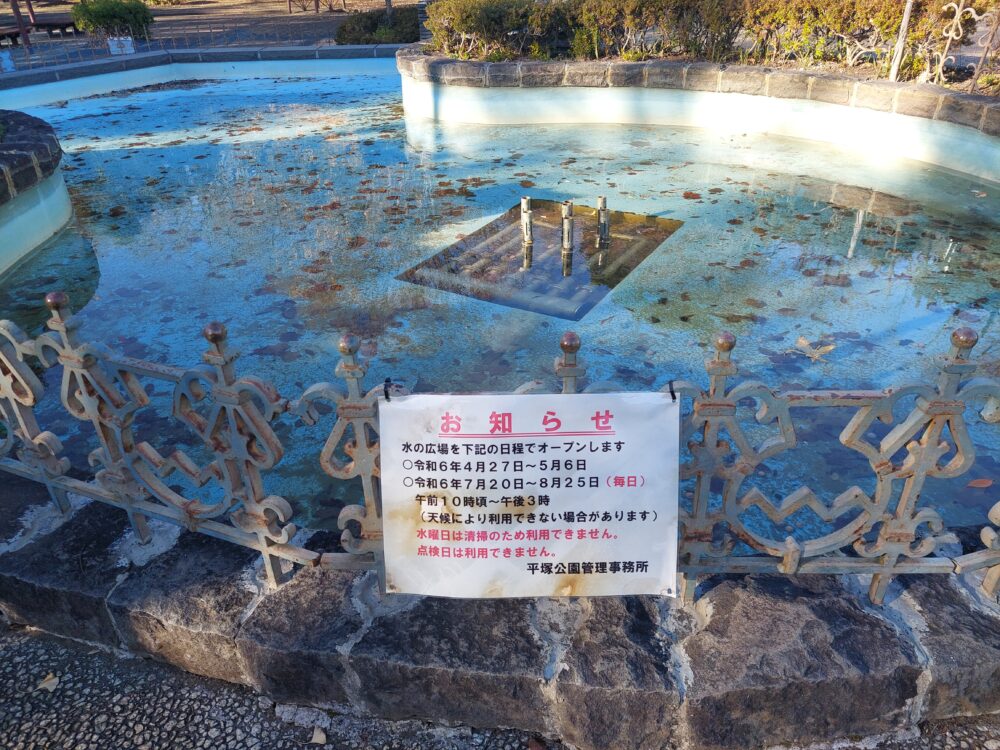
left=396, top=47, right=1000, bottom=139
left=3, top=487, right=1000, bottom=750
left=0, top=110, right=62, bottom=210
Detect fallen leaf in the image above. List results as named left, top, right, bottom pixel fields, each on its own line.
left=967, top=479, right=994, bottom=489
left=309, top=726, right=327, bottom=745
left=36, top=674, right=59, bottom=692
left=789, top=336, right=836, bottom=362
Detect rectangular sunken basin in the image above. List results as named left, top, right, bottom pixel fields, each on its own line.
left=399, top=199, right=683, bottom=320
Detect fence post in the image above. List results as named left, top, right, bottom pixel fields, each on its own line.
left=971, top=10, right=1000, bottom=93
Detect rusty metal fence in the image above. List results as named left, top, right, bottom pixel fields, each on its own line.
left=971, top=6, right=1000, bottom=93
left=2, top=292, right=999, bottom=604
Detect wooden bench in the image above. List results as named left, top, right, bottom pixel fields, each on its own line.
left=30, top=14, right=80, bottom=37
left=0, top=26, right=25, bottom=46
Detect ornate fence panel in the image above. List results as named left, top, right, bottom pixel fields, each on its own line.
left=1, top=292, right=999, bottom=603
left=970, top=5, right=1000, bottom=93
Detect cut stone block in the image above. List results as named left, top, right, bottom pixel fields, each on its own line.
left=237, top=566, right=366, bottom=709
left=810, top=76, right=855, bottom=106
left=719, top=66, right=767, bottom=96
left=900, top=574, right=1000, bottom=719
left=0, top=502, right=128, bottom=646
left=351, top=595, right=552, bottom=731
left=107, top=532, right=258, bottom=685
left=563, top=61, right=609, bottom=87
left=680, top=576, right=922, bottom=750
left=519, top=61, right=566, bottom=87
left=645, top=60, right=686, bottom=89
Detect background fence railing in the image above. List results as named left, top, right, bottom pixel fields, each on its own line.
left=2, top=292, right=999, bottom=603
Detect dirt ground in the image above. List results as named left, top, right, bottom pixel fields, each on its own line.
left=1, top=0, right=417, bottom=26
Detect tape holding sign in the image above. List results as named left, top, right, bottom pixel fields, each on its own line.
left=380, top=392, right=679, bottom=598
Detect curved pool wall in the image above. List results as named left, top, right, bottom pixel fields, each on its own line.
left=397, top=52, right=1000, bottom=185
left=0, top=110, right=72, bottom=275
left=0, top=55, right=401, bottom=109
left=0, top=172, right=73, bottom=276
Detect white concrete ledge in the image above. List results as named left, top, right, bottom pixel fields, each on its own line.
left=0, top=57, right=400, bottom=109
left=400, top=76, right=1000, bottom=185
left=0, top=172, right=73, bottom=277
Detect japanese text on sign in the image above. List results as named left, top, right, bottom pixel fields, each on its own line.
left=380, top=393, right=679, bottom=598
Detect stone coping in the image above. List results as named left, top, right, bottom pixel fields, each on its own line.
left=396, top=46, right=1000, bottom=139
left=4, top=487, right=1000, bottom=750
left=0, top=110, right=62, bottom=210
left=0, top=44, right=407, bottom=92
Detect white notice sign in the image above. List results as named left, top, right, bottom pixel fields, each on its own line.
left=107, top=36, right=136, bottom=56
left=380, top=393, right=679, bottom=598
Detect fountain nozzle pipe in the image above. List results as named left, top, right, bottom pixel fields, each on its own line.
left=561, top=201, right=574, bottom=251
left=521, top=196, right=533, bottom=246
left=597, top=196, right=610, bottom=248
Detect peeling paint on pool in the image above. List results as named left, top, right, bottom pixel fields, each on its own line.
left=9, top=70, right=1000, bottom=533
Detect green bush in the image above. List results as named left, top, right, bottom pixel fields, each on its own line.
left=71, top=0, right=153, bottom=38
left=663, top=0, right=747, bottom=62
left=741, top=0, right=992, bottom=79
left=335, top=6, right=420, bottom=45
left=425, top=0, right=535, bottom=59
left=427, top=0, right=750, bottom=62
left=425, top=0, right=993, bottom=79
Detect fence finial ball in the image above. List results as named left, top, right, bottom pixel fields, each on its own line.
left=560, top=332, right=581, bottom=354
left=715, top=331, right=737, bottom=352
left=339, top=334, right=360, bottom=356
left=45, top=291, right=68, bottom=311
left=203, top=322, right=228, bottom=344
left=952, top=327, right=978, bottom=349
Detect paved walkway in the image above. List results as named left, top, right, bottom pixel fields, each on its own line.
left=2, top=620, right=1000, bottom=750
left=0, top=622, right=554, bottom=750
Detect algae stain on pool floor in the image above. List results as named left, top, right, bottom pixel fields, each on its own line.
left=8, top=72, right=1000, bottom=529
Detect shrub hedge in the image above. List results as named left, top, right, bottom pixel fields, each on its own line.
left=71, top=0, right=154, bottom=38
left=426, top=0, right=992, bottom=79
left=335, top=6, right=420, bottom=45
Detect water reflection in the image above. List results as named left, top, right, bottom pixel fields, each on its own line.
left=0, top=228, right=98, bottom=334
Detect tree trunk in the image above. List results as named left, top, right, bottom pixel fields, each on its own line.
left=9, top=0, right=31, bottom=50
left=889, top=0, right=915, bottom=81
